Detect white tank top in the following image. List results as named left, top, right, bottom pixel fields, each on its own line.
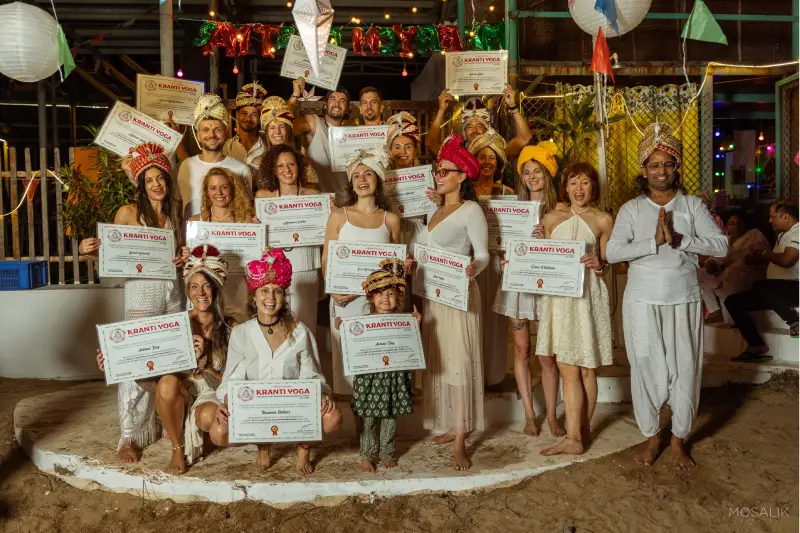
left=338, top=207, right=391, bottom=243
left=307, top=115, right=349, bottom=206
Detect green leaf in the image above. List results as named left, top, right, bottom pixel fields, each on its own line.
left=531, top=117, right=560, bottom=131
left=555, top=122, right=573, bottom=133
left=606, top=113, right=627, bottom=124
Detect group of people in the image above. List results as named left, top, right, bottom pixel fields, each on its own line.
left=81, top=77, right=798, bottom=477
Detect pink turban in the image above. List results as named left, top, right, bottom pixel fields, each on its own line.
left=245, top=248, right=293, bottom=290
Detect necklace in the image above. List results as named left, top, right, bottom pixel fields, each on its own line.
left=571, top=205, right=591, bottom=216
left=257, top=316, right=280, bottom=334
left=356, top=205, right=380, bottom=215
left=210, top=208, right=232, bottom=221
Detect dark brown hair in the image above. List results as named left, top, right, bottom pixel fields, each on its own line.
left=135, top=167, right=184, bottom=247
left=247, top=287, right=298, bottom=339
left=257, top=144, right=307, bottom=192
left=359, top=86, right=383, bottom=101
left=344, top=174, right=391, bottom=211
left=560, top=162, right=600, bottom=204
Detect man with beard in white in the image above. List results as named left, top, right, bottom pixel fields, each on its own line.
left=606, top=123, right=727, bottom=471
left=292, top=79, right=351, bottom=206
left=223, top=82, right=268, bottom=167
left=177, top=93, right=252, bottom=221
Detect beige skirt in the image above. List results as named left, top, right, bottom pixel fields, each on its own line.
left=422, top=280, right=485, bottom=434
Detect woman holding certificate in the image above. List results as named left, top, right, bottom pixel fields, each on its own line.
left=415, top=134, right=489, bottom=471
left=255, top=145, right=322, bottom=333
left=212, top=249, right=342, bottom=475
left=322, top=147, right=402, bottom=395
left=79, top=143, right=185, bottom=466
left=496, top=142, right=567, bottom=438
left=535, top=163, right=614, bottom=457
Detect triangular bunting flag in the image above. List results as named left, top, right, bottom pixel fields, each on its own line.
left=57, top=26, right=76, bottom=80
left=681, top=0, right=728, bottom=45
left=594, top=0, right=619, bottom=35
left=590, top=27, right=615, bottom=83
left=22, top=178, right=39, bottom=203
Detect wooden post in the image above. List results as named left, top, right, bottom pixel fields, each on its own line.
left=9, top=148, right=19, bottom=259
left=40, top=148, right=49, bottom=279
left=24, top=148, right=34, bottom=260
left=70, top=147, right=80, bottom=284
left=55, top=148, right=65, bottom=284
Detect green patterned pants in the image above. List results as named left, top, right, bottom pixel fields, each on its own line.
left=360, top=417, right=397, bottom=461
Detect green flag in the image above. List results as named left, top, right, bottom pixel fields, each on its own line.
left=57, top=25, right=76, bottom=80
left=681, top=0, right=728, bottom=45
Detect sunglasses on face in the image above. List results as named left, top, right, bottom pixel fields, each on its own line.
left=433, top=168, right=461, bottom=178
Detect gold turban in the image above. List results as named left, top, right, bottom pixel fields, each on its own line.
left=386, top=111, right=421, bottom=146
left=516, top=141, right=558, bottom=177
left=193, top=93, right=229, bottom=131
left=467, top=129, right=508, bottom=168
left=234, top=81, right=267, bottom=109
left=260, top=96, right=294, bottom=131
left=637, top=122, right=683, bottom=168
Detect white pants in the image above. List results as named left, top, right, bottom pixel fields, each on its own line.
left=330, top=295, right=371, bottom=395
left=622, top=299, right=703, bottom=439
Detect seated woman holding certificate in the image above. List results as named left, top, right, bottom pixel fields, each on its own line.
left=322, top=146, right=402, bottom=396
left=211, top=248, right=341, bottom=475
left=255, top=145, right=322, bottom=331
left=414, top=134, right=489, bottom=471
left=79, top=143, right=186, bottom=467
left=497, top=142, right=567, bottom=438
left=535, top=163, right=614, bottom=457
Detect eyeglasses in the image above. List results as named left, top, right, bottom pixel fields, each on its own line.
left=433, top=168, right=461, bottom=178
left=645, top=161, right=678, bottom=172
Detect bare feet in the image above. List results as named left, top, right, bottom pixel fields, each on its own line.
left=431, top=432, right=456, bottom=445
left=360, top=457, right=376, bottom=473
left=118, top=444, right=141, bottom=463
left=547, top=416, right=566, bottom=438
left=296, top=445, right=314, bottom=476
left=452, top=439, right=471, bottom=471
left=381, top=458, right=398, bottom=469
left=523, top=417, right=541, bottom=437
left=165, top=446, right=187, bottom=475
left=540, top=437, right=584, bottom=456
left=670, top=435, right=696, bottom=471
left=634, top=435, right=661, bottom=467
left=256, top=445, right=271, bottom=470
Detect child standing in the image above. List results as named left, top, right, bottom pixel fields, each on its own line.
left=336, top=258, right=420, bottom=472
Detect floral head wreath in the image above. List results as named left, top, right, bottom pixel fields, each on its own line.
left=245, top=247, right=293, bottom=290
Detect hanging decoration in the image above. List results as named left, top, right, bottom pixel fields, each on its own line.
left=253, top=23, right=281, bottom=58
left=569, top=0, right=651, bottom=38
left=415, top=25, right=440, bottom=55
left=192, top=20, right=217, bottom=46
left=292, top=0, right=334, bottom=77
left=328, top=26, right=342, bottom=46
left=352, top=26, right=381, bottom=56
left=466, top=21, right=504, bottom=51
left=276, top=25, right=298, bottom=50
left=378, top=26, right=399, bottom=55
left=0, top=2, right=64, bottom=83
left=437, top=24, right=463, bottom=52
left=590, top=27, right=615, bottom=83
left=680, top=0, right=728, bottom=45
left=392, top=24, right=417, bottom=58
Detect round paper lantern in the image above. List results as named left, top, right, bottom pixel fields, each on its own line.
left=569, top=0, right=652, bottom=38
left=0, top=2, right=61, bottom=83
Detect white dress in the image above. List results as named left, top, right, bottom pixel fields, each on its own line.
left=535, top=213, right=613, bottom=369
left=415, top=201, right=489, bottom=433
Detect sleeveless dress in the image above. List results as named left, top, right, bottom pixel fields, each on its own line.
left=307, top=115, right=349, bottom=207
left=330, top=208, right=391, bottom=395
left=534, top=213, right=613, bottom=368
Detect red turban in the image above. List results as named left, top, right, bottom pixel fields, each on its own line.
left=437, top=134, right=480, bottom=181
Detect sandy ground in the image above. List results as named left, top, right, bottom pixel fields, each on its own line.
left=0, top=373, right=797, bottom=533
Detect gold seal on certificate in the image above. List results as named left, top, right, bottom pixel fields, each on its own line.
left=98, top=223, right=177, bottom=280
left=445, top=50, right=509, bottom=96
left=325, top=241, right=407, bottom=295
left=480, top=199, right=541, bottom=251
left=384, top=165, right=437, bottom=218
left=412, top=243, right=470, bottom=311
left=502, top=238, right=586, bottom=297
left=327, top=125, right=389, bottom=172
left=94, top=101, right=183, bottom=158
left=340, top=313, right=425, bottom=376
left=228, top=380, right=322, bottom=444
left=136, top=74, right=204, bottom=126
left=96, top=312, right=196, bottom=385
left=279, top=35, right=346, bottom=92
left=185, top=222, right=266, bottom=275
left=255, top=195, right=331, bottom=247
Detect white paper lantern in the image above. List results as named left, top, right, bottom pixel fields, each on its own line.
left=569, top=0, right=652, bottom=38
left=0, top=2, right=61, bottom=83
left=292, top=0, right=334, bottom=78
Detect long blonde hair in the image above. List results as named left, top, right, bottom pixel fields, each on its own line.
left=517, top=159, right=558, bottom=215
left=200, top=167, right=255, bottom=222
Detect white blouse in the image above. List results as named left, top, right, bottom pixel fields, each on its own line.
left=414, top=200, right=490, bottom=276
left=217, top=319, right=330, bottom=402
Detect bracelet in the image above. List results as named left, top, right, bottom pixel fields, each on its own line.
left=669, top=231, right=684, bottom=249
left=593, top=263, right=606, bottom=274
left=508, top=105, right=518, bottom=110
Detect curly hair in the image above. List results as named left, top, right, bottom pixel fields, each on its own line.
left=257, top=144, right=308, bottom=192
left=200, top=167, right=255, bottom=222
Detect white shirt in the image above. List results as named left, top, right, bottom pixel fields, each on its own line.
left=223, top=136, right=266, bottom=166
left=414, top=200, right=490, bottom=277
left=606, top=193, right=728, bottom=304
left=176, top=155, right=251, bottom=221
left=217, top=320, right=330, bottom=402
left=767, top=222, right=799, bottom=280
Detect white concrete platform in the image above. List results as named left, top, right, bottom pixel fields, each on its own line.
left=14, top=382, right=644, bottom=506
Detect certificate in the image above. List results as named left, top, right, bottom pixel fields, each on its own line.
left=384, top=165, right=437, bottom=218
left=340, top=313, right=425, bottom=376
left=325, top=241, right=407, bottom=295
left=502, top=239, right=586, bottom=297
left=136, top=74, right=204, bottom=126
left=279, top=35, right=346, bottom=92
left=185, top=222, right=266, bottom=275
left=98, top=223, right=177, bottom=280
left=327, top=125, right=389, bottom=172
left=228, top=380, right=322, bottom=443
left=255, top=195, right=331, bottom=247
left=94, top=101, right=183, bottom=158
left=445, top=50, right=509, bottom=96
left=480, top=199, right=541, bottom=251
left=97, top=312, right=196, bottom=386
left=412, top=244, right=470, bottom=311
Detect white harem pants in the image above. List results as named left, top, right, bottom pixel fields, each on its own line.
left=622, top=298, right=703, bottom=439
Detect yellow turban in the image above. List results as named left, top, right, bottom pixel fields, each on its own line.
left=517, top=141, right=558, bottom=177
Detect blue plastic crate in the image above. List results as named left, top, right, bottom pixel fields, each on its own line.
left=0, top=260, right=48, bottom=290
